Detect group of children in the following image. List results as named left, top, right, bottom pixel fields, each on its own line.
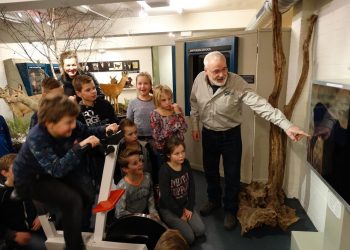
left=0, top=69, right=205, bottom=249
left=114, top=72, right=205, bottom=244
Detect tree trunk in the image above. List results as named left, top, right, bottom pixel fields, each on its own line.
left=267, top=0, right=286, bottom=205
left=237, top=1, right=318, bottom=234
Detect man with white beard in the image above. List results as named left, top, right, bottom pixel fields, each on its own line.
left=190, top=51, right=308, bottom=230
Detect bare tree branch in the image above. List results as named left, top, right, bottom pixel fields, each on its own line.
left=0, top=6, right=122, bottom=78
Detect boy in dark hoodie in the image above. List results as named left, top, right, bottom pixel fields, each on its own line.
left=0, top=153, right=46, bottom=250
left=13, top=94, right=118, bottom=250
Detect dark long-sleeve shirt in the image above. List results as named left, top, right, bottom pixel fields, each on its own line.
left=13, top=121, right=106, bottom=186
left=0, top=115, right=14, bottom=157
left=0, top=185, right=37, bottom=241
left=59, top=71, right=104, bottom=101
left=158, top=159, right=195, bottom=217
left=77, top=98, right=118, bottom=127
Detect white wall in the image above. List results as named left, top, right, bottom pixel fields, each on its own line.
left=313, top=0, right=350, bottom=80
left=158, top=46, right=173, bottom=91
left=0, top=44, right=153, bottom=116
left=78, top=48, right=153, bottom=104
left=284, top=0, right=350, bottom=232
left=98, top=10, right=257, bottom=37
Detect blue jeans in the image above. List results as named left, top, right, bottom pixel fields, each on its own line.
left=202, top=126, right=242, bottom=214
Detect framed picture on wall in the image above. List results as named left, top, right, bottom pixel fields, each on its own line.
left=28, top=68, right=44, bottom=95
left=16, top=63, right=59, bottom=96
left=113, top=62, right=122, bottom=70
left=80, top=60, right=140, bottom=73
left=98, top=62, right=109, bottom=71
left=132, top=61, right=139, bottom=70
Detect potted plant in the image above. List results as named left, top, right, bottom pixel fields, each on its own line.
left=6, top=117, right=30, bottom=152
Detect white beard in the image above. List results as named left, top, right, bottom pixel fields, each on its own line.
left=210, top=77, right=227, bottom=87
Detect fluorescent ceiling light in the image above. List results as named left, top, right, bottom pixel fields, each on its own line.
left=77, top=5, right=111, bottom=20
left=139, top=8, right=148, bottom=17
left=81, top=5, right=90, bottom=10
left=180, top=31, right=192, bottom=37
left=0, top=14, right=22, bottom=23
left=326, top=83, right=343, bottom=89
left=169, top=0, right=209, bottom=10
left=137, top=1, right=151, bottom=10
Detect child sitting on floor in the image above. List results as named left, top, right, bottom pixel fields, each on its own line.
left=158, top=136, right=205, bottom=244
left=114, top=148, right=159, bottom=221
left=114, top=118, right=153, bottom=184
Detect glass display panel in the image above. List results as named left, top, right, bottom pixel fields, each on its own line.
left=28, top=67, right=45, bottom=95
left=307, top=81, right=350, bottom=206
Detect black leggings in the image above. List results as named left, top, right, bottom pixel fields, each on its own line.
left=16, top=172, right=94, bottom=250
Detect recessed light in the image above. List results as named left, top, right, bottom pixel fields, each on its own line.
left=177, top=8, right=183, bottom=14
left=139, top=9, right=148, bottom=17
left=180, top=31, right=192, bottom=37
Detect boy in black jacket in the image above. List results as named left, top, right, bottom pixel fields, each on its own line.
left=13, top=94, right=118, bottom=250
left=72, top=74, right=118, bottom=127
left=72, top=75, right=119, bottom=187
left=0, top=153, right=46, bottom=250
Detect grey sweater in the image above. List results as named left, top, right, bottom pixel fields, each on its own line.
left=127, top=97, right=155, bottom=137
left=115, top=172, right=158, bottom=218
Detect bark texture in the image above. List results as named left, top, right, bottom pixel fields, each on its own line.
left=237, top=0, right=318, bottom=234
